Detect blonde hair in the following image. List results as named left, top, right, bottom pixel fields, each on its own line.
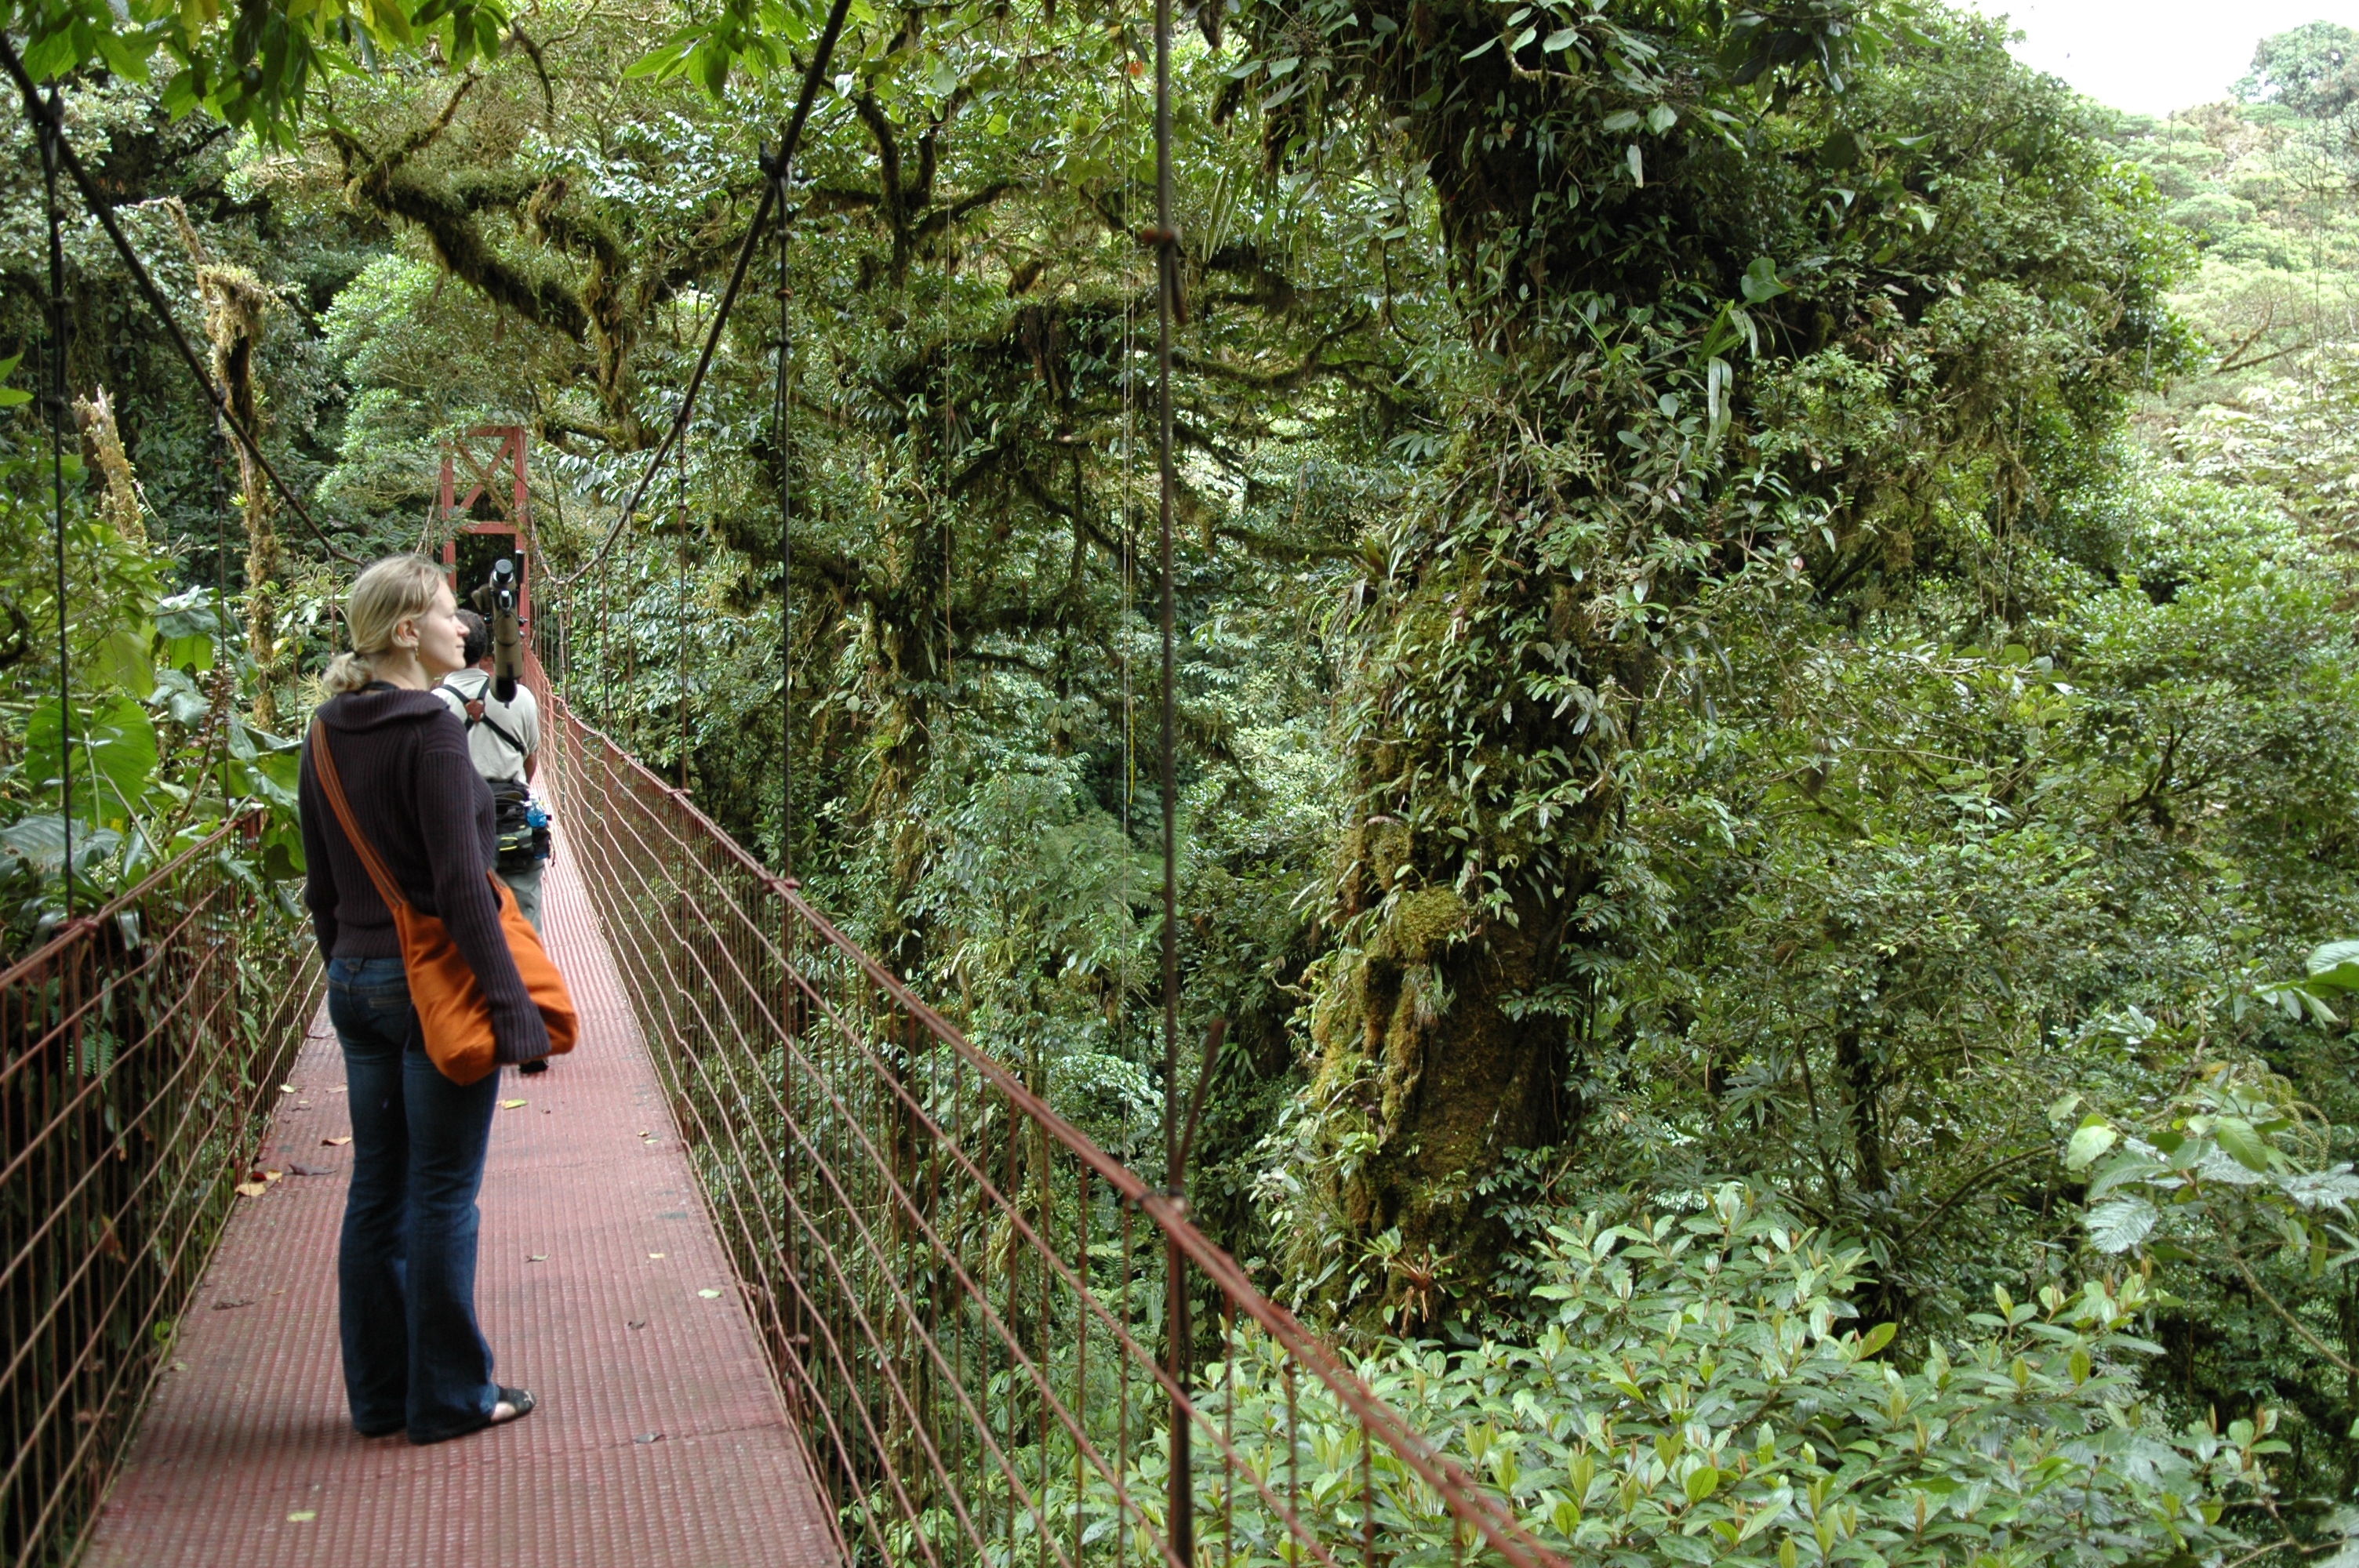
left=321, top=554, right=446, bottom=695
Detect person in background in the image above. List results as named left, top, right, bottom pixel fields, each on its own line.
left=437, top=609, right=547, bottom=931
left=299, top=554, right=543, bottom=1443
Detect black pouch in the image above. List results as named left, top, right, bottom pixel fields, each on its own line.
left=489, top=779, right=539, bottom=874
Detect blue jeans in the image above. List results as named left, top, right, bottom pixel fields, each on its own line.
left=326, top=956, right=503, bottom=1442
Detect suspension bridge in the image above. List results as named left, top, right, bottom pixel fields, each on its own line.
left=0, top=0, right=1572, bottom=1558
left=2, top=662, right=1568, bottom=1567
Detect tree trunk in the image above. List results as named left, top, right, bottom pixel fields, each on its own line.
left=1302, top=507, right=1648, bottom=1316
left=1259, top=2, right=1852, bottom=1309
left=195, top=261, right=278, bottom=729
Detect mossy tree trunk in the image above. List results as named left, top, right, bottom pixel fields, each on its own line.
left=197, top=262, right=280, bottom=730
left=1228, top=0, right=2188, bottom=1316
left=1303, top=441, right=1652, bottom=1319
left=1210, top=0, right=1845, bottom=1316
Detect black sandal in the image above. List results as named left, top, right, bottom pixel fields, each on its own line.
left=407, top=1390, right=536, bottom=1444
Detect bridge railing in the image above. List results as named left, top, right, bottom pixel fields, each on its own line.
left=533, top=665, right=1564, bottom=1568
left=0, top=811, right=323, bottom=1568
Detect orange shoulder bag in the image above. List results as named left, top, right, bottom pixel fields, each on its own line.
left=309, top=720, right=579, bottom=1084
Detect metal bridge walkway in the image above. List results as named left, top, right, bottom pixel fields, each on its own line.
left=76, top=836, right=838, bottom=1568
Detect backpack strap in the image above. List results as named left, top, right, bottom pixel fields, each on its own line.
left=440, top=672, right=529, bottom=759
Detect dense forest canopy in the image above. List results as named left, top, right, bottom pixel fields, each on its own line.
left=13, top=0, right=2359, bottom=1555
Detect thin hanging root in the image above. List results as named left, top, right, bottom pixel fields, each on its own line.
left=73, top=387, right=145, bottom=546
left=162, top=194, right=209, bottom=267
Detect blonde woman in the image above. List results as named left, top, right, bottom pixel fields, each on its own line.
left=298, top=554, right=547, bottom=1443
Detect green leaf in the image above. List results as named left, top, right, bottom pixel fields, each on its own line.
left=22, top=26, right=77, bottom=78
left=151, top=668, right=211, bottom=727
left=2065, top=1121, right=2118, bottom=1171
left=245, top=746, right=300, bottom=810
left=1740, top=256, right=1790, bottom=303
left=95, top=28, right=151, bottom=79
left=154, top=590, right=227, bottom=642
left=2085, top=1154, right=2169, bottom=1201
left=2306, top=939, right=2359, bottom=993
left=0, top=815, right=125, bottom=876
left=1855, top=1320, right=1896, bottom=1359
left=2213, top=1117, right=2273, bottom=1174
left=1684, top=1465, right=1722, bottom=1504
left=623, top=38, right=695, bottom=78
left=696, top=38, right=730, bottom=96
left=93, top=629, right=156, bottom=698
left=2308, top=939, right=2359, bottom=975
left=2086, top=1196, right=2159, bottom=1254
left=158, top=68, right=198, bottom=117
left=26, top=696, right=159, bottom=822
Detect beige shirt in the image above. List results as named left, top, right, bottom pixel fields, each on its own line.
left=434, top=669, right=539, bottom=785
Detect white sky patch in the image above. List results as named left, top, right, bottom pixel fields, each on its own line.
left=1965, top=0, right=2359, bottom=116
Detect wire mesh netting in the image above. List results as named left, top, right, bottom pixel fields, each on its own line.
left=0, top=812, right=325, bottom=1568
left=533, top=659, right=1563, bottom=1568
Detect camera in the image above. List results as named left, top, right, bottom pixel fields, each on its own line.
left=485, top=557, right=523, bottom=702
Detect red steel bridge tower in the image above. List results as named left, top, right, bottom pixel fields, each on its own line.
left=435, top=423, right=535, bottom=622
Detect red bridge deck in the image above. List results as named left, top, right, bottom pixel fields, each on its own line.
left=79, top=842, right=840, bottom=1567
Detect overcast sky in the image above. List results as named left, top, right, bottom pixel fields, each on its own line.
left=1968, top=0, right=2359, bottom=115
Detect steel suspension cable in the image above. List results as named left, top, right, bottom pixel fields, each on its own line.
left=33, top=82, right=72, bottom=920
left=1118, top=33, right=1137, bottom=1122
left=0, top=34, right=354, bottom=564
left=554, top=0, right=854, bottom=593
left=766, top=133, right=795, bottom=880
left=1151, top=0, right=1188, bottom=1556
left=676, top=473, right=689, bottom=789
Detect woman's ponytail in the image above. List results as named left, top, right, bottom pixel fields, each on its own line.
left=320, top=651, right=373, bottom=694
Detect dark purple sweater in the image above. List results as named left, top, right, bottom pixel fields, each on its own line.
left=299, top=685, right=550, bottom=1065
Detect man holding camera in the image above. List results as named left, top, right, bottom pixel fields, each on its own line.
left=438, top=608, right=548, bottom=930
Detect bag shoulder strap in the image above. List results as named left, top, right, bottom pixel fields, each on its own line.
left=476, top=711, right=526, bottom=757
left=309, top=720, right=410, bottom=915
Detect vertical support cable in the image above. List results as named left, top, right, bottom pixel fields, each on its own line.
left=934, top=351, right=943, bottom=707
left=35, top=85, right=73, bottom=920
left=1118, top=36, right=1136, bottom=1135
left=676, top=471, right=690, bottom=791
left=596, top=562, right=609, bottom=725
left=1152, top=0, right=1190, bottom=1556
left=765, top=140, right=794, bottom=880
